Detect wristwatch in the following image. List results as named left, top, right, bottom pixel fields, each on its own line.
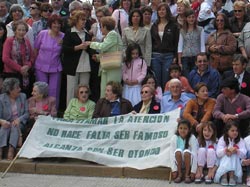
left=235, top=114, right=239, bottom=118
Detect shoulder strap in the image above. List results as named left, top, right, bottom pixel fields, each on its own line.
left=117, top=11, right=122, bottom=36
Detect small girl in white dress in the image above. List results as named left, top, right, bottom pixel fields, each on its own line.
left=214, top=121, right=247, bottom=186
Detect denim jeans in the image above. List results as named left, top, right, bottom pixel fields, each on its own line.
left=151, top=52, right=174, bottom=89
left=181, top=56, right=196, bottom=79
left=246, top=151, right=250, bottom=176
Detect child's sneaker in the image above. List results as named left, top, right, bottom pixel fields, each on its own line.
left=246, top=177, right=250, bottom=187
left=228, top=177, right=236, bottom=186
left=221, top=177, right=228, bottom=186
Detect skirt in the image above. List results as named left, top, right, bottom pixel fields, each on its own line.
left=122, top=84, right=141, bottom=107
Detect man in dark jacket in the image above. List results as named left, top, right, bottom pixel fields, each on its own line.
left=222, top=54, right=250, bottom=97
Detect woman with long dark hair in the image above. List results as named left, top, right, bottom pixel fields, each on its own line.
left=122, top=8, right=152, bottom=66
left=150, top=3, right=179, bottom=89
left=178, top=9, right=205, bottom=77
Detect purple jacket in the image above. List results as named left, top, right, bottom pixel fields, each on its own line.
left=34, top=30, right=64, bottom=72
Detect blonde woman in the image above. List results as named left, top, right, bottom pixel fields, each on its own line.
left=62, top=10, right=91, bottom=104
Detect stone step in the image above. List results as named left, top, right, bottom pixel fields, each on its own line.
left=0, top=158, right=171, bottom=180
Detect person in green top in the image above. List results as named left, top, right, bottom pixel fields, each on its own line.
left=86, top=16, right=123, bottom=98
left=64, top=84, right=95, bottom=120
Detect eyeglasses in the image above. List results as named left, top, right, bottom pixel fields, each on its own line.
left=30, top=7, right=38, bottom=10
left=216, top=19, right=224, bottom=22
left=80, top=91, right=89, bottom=94
left=234, top=9, right=243, bottom=13
left=141, top=91, right=149, bottom=94
left=42, top=9, right=53, bottom=13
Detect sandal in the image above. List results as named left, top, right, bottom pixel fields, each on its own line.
left=195, top=174, right=204, bottom=184
left=185, top=176, right=193, bottom=184
left=205, top=175, right=213, bottom=184
left=174, top=176, right=182, bottom=183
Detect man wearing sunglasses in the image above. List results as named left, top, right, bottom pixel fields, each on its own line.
left=189, top=53, right=221, bottom=98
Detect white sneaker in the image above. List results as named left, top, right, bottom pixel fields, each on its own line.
left=246, top=177, right=250, bottom=186
left=221, top=177, right=228, bottom=186
left=229, top=178, right=236, bottom=186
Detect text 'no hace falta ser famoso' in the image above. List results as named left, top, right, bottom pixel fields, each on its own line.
left=85, top=130, right=169, bottom=140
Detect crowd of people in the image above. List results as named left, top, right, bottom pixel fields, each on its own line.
left=0, top=0, right=250, bottom=185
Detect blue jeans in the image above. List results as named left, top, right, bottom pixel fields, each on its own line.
left=246, top=151, right=250, bottom=176
left=181, top=56, right=196, bottom=79
left=151, top=52, right=174, bottom=89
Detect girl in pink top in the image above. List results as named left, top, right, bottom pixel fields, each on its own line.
left=122, top=43, right=147, bottom=106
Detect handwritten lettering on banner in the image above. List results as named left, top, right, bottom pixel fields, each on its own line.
left=18, top=108, right=180, bottom=170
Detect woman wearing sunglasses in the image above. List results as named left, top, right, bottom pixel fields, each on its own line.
left=133, top=84, right=161, bottom=114
left=206, top=13, right=237, bottom=74
left=229, top=1, right=250, bottom=38
left=25, top=1, right=42, bottom=27
left=64, top=84, right=95, bottom=120
left=6, top=4, right=34, bottom=47
left=32, top=3, right=53, bottom=40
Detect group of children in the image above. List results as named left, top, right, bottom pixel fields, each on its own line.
left=170, top=119, right=250, bottom=186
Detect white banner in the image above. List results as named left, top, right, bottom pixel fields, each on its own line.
left=18, top=108, right=180, bottom=170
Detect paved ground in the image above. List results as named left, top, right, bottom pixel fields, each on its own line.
left=0, top=173, right=247, bottom=187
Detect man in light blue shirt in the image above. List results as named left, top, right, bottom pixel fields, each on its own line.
left=161, top=78, right=190, bottom=115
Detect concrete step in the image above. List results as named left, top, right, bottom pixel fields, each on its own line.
left=0, top=158, right=171, bottom=180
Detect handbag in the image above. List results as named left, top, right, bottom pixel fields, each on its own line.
left=100, top=33, right=122, bottom=70
left=100, top=51, right=122, bottom=70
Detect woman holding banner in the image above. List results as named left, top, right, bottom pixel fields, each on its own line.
left=0, top=78, right=29, bottom=160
